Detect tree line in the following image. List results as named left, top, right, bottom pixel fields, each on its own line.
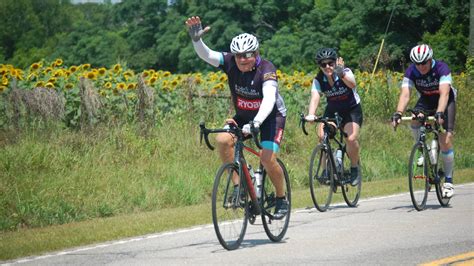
left=0, top=0, right=469, bottom=73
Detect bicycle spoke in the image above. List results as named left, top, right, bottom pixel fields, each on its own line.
left=309, top=144, right=333, bottom=212
left=408, top=143, right=429, bottom=211
left=212, top=163, right=248, bottom=250
left=341, top=149, right=361, bottom=207
left=261, top=159, right=291, bottom=242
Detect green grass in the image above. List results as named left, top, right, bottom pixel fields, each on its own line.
left=1, top=117, right=473, bottom=231
left=1, top=168, right=473, bottom=261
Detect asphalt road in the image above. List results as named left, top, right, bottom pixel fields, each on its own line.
left=5, top=183, right=474, bottom=265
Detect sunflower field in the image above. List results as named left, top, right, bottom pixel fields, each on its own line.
left=1, top=59, right=471, bottom=130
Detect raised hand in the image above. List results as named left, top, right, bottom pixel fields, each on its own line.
left=185, top=16, right=211, bottom=42
left=334, top=57, right=345, bottom=78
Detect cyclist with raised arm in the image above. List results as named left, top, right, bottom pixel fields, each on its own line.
left=185, top=16, right=288, bottom=219
left=391, top=44, right=456, bottom=198
left=305, top=48, right=363, bottom=186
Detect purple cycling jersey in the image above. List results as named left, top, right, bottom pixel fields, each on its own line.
left=402, top=60, right=456, bottom=108
left=219, top=52, right=287, bottom=122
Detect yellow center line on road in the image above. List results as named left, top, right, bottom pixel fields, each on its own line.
left=419, top=251, right=474, bottom=266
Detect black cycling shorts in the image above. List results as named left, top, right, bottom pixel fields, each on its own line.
left=414, top=98, right=456, bottom=132
left=234, top=115, right=286, bottom=151
left=324, top=104, right=363, bottom=128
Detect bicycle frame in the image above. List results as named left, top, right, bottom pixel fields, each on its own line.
left=401, top=110, right=443, bottom=181
left=200, top=122, right=263, bottom=212
left=300, top=113, right=348, bottom=182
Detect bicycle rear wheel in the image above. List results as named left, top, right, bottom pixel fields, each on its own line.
left=408, top=143, right=429, bottom=211
left=341, top=149, right=361, bottom=207
left=309, top=144, right=334, bottom=212
left=212, top=163, right=248, bottom=250
left=261, top=158, right=291, bottom=242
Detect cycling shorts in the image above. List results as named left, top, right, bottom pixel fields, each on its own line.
left=414, top=98, right=456, bottom=132
left=324, top=104, right=363, bottom=128
left=234, top=115, right=286, bottom=152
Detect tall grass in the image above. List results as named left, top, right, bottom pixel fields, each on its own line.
left=0, top=71, right=472, bottom=232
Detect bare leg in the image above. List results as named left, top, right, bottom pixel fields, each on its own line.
left=260, top=149, right=285, bottom=197
left=343, top=122, right=360, bottom=166
left=216, top=132, right=239, bottom=184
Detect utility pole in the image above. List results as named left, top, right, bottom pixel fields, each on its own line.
left=471, top=0, right=473, bottom=56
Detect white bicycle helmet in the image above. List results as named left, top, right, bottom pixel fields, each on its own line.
left=410, top=44, right=433, bottom=63
left=230, top=33, right=259, bottom=54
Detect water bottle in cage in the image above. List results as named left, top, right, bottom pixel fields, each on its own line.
left=248, top=164, right=255, bottom=179
left=429, top=139, right=438, bottom=164
left=335, top=149, right=343, bottom=173
left=254, top=168, right=263, bottom=198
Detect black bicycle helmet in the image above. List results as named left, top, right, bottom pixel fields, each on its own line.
left=315, top=48, right=337, bottom=63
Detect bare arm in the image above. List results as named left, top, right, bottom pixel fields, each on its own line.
left=308, top=88, right=321, bottom=116
left=437, top=83, right=450, bottom=113
left=396, top=86, right=411, bottom=113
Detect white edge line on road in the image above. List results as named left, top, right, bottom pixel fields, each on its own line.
left=4, top=183, right=472, bottom=265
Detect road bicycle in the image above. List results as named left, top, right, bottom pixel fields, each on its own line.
left=300, top=113, right=361, bottom=212
left=399, top=109, right=450, bottom=211
left=199, top=121, right=291, bottom=250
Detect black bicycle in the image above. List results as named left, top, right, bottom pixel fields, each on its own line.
left=399, top=109, right=450, bottom=211
left=300, top=113, right=361, bottom=212
left=200, top=121, right=291, bottom=250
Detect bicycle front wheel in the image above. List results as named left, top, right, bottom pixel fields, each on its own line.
left=408, top=143, right=429, bottom=211
left=341, top=150, right=361, bottom=207
left=309, top=144, right=334, bottom=212
left=261, top=158, right=291, bottom=242
left=212, top=163, right=248, bottom=250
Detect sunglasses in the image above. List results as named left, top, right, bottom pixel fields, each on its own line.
left=319, top=61, right=335, bottom=68
left=235, top=52, right=255, bottom=59
left=416, top=60, right=430, bottom=66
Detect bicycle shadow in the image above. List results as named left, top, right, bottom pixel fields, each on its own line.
left=390, top=203, right=452, bottom=211
left=209, top=238, right=287, bottom=253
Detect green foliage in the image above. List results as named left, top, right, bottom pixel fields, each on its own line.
left=0, top=0, right=470, bottom=72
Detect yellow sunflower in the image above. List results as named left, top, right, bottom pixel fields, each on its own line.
left=69, top=66, right=78, bottom=73
left=98, top=67, right=107, bottom=75
left=104, top=81, right=112, bottom=89
left=35, top=81, right=45, bottom=87
left=112, top=64, right=122, bottom=73
left=117, top=82, right=126, bottom=90
left=45, top=82, right=55, bottom=89
left=148, top=76, right=157, bottom=85
left=29, top=62, right=42, bottom=71
left=53, top=58, right=63, bottom=67
left=85, top=71, right=97, bottom=80
left=127, top=83, right=136, bottom=90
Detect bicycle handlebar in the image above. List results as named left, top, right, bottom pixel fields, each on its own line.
left=199, top=121, right=263, bottom=150
left=299, top=112, right=345, bottom=137
left=398, top=108, right=446, bottom=133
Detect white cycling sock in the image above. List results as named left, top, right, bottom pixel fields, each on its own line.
left=441, top=149, right=454, bottom=182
